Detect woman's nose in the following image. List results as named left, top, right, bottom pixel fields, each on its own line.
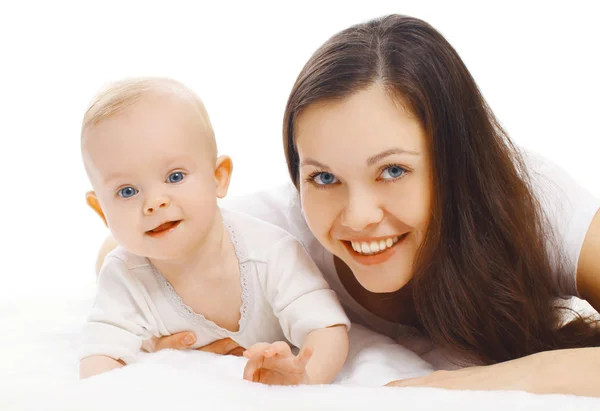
left=341, top=190, right=384, bottom=232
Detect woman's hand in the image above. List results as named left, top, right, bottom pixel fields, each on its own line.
left=385, top=366, right=508, bottom=391
left=385, top=354, right=540, bottom=392
left=243, top=341, right=313, bottom=385
left=142, top=333, right=246, bottom=356
left=386, top=349, right=600, bottom=397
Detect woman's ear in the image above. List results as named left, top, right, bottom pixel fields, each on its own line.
left=86, top=191, right=108, bottom=227
left=214, top=155, right=233, bottom=199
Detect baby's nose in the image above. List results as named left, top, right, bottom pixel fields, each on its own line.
left=144, top=196, right=171, bottom=215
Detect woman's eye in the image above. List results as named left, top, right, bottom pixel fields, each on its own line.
left=167, top=172, right=185, bottom=183
left=312, top=172, right=339, bottom=185
left=380, top=165, right=406, bottom=180
left=118, top=186, right=138, bottom=198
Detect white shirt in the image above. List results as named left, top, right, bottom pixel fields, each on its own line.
left=220, top=150, right=600, bottom=341
left=81, top=209, right=350, bottom=364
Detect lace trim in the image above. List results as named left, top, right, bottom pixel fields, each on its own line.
left=151, top=212, right=252, bottom=334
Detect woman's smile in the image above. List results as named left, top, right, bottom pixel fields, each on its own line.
left=340, top=233, right=409, bottom=266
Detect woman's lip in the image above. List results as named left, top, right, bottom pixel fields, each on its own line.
left=339, top=234, right=405, bottom=242
left=341, top=233, right=408, bottom=266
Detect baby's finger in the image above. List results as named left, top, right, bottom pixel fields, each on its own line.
left=196, top=338, right=240, bottom=355
left=243, top=355, right=264, bottom=382
left=152, top=332, right=196, bottom=351
left=243, top=342, right=271, bottom=359
left=264, top=341, right=291, bottom=358
left=295, top=346, right=314, bottom=368
left=229, top=346, right=247, bottom=357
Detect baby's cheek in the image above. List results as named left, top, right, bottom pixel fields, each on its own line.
left=106, top=212, right=139, bottom=244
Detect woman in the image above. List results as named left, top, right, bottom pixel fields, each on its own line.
left=97, top=15, right=600, bottom=395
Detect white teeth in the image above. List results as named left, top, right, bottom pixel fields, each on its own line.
left=349, top=235, right=403, bottom=255
left=370, top=241, right=379, bottom=252
left=361, top=242, right=370, bottom=254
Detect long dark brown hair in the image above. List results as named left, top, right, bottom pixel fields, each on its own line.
left=283, top=15, right=600, bottom=364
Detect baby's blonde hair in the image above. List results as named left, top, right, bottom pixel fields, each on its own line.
left=81, top=77, right=215, bottom=151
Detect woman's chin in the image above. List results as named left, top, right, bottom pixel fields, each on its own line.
left=353, top=270, right=412, bottom=293
left=339, top=249, right=413, bottom=293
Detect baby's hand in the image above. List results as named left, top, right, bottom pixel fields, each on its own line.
left=242, top=341, right=313, bottom=386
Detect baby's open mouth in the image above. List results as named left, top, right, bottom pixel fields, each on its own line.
left=146, top=220, right=182, bottom=237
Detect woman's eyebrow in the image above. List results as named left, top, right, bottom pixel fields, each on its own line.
left=300, top=148, right=419, bottom=169
left=299, top=158, right=328, bottom=168
left=366, top=148, right=420, bottom=166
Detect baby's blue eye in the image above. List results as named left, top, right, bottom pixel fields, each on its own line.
left=313, top=172, right=338, bottom=185
left=167, top=172, right=185, bottom=183
left=380, top=165, right=406, bottom=180
left=118, top=186, right=138, bottom=198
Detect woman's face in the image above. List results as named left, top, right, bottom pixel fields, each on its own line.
left=296, top=85, right=432, bottom=293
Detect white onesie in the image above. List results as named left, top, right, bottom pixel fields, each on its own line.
left=81, top=209, right=350, bottom=364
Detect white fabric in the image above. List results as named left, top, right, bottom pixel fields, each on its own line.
left=81, top=209, right=350, bottom=363
left=221, top=150, right=600, bottom=346
left=4, top=297, right=599, bottom=410
left=523, top=150, right=600, bottom=296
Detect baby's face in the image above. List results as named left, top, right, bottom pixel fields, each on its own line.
left=83, top=94, right=221, bottom=261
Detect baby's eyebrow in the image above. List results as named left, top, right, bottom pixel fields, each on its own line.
left=103, top=172, right=130, bottom=185
left=162, top=155, right=194, bottom=169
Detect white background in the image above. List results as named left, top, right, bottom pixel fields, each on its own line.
left=0, top=0, right=598, bottom=303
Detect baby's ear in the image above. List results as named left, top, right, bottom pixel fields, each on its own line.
left=85, top=191, right=108, bottom=227
left=214, top=155, right=233, bottom=199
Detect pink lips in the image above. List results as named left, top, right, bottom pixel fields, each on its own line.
left=146, top=220, right=182, bottom=238
left=343, top=233, right=408, bottom=266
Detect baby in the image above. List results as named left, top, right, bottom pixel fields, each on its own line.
left=79, top=77, right=350, bottom=384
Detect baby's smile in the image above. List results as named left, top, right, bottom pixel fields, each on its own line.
left=145, top=220, right=182, bottom=238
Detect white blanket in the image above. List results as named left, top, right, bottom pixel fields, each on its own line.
left=2, top=297, right=599, bottom=411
